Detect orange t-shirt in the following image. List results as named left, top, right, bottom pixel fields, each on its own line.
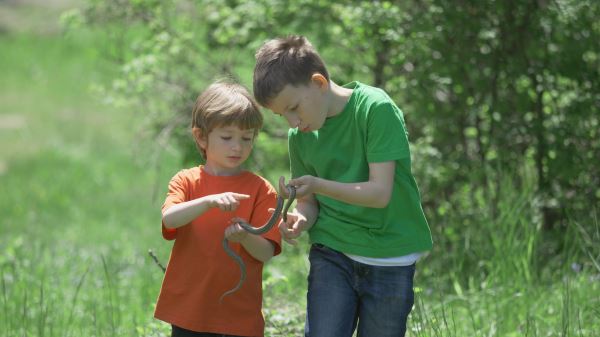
left=154, top=166, right=281, bottom=337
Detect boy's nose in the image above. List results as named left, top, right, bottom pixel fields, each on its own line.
left=231, top=141, right=242, bottom=151
left=287, top=115, right=300, bottom=128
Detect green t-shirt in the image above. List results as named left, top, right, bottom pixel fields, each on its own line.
left=288, top=81, right=433, bottom=257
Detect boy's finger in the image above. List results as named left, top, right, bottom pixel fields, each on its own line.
left=279, top=221, right=291, bottom=231
left=288, top=176, right=303, bottom=186
left=278, top=176, right=290, bottom=197
left=279, top=224, right=294, bottom=237
left=232, top=193, right=250, bottom=199
left=282, top=236, right=298, bottom=245
left=230, top=217, right=244, bottom=224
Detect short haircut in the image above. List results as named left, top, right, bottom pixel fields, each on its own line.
left=191, top=81, right=262, bottom=157
left=253, top=35, right=329, bottom=106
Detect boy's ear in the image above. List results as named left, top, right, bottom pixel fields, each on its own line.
left=310, top=73, right=329, bottom=90
left=192, top=128, right=207, bottom=149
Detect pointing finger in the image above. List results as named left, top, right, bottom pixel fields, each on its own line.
left=226, top=194, right=238, bottom=204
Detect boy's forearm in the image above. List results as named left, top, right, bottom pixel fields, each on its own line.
left=162, top=197, right=212, bottom=229
left=313, top=178, right=391, bottom=208
left=296, top=197, right=319, bottom=228
left=240, top=235, right=275, bottom=262
left=291, top=162, right=395, bottom=209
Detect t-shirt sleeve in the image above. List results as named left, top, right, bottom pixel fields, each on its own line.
left=161, top=170, right=189, bottom=240
left=288, top=129, right=311, bottom=178
left=250, top=180, right=282, bottom=256
left=366, top=101, right=410, bottom=162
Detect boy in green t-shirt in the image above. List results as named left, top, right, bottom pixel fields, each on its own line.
left=253, top=35, right=433, bottom=337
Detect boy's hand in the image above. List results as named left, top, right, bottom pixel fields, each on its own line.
left=270, top=207, right=309, bottom=245
left=224, top=220, right=249, bottom=243
left=207, top=192, right=250, bottom=212
left=280, top=175, right=318, bottom=199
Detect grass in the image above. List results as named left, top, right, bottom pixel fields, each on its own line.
left=0, top=7, right=177, bottom=335
left=1, top=3, right=599, bottom=336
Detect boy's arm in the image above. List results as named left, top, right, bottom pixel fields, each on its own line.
left=225, top=225, right=276, bottom=262
left=162, top=192, right=250, bottom=228
left=295, top=194, right=320, bottom=228
left=290, top=161, right=395, bottom=209
left=223, top=181, right=281, bottom=262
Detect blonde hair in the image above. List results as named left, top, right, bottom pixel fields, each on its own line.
left=191, top=81, right=263, bottom=158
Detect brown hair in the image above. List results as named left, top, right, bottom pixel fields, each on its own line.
left=191, top=81, right=263, bottom=158
left=253, top=35, right=329, bottom=106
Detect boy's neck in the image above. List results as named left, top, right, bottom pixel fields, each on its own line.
left=202, top=164, right=243, bottom=176
left=326, top=81, right=354, bottom=118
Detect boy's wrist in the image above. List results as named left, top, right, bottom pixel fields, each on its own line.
left=300, top=220, right=314, bottom=232
left=200, top=195, right=215, bottom=208
left=312, top=176, right=323, bottom=195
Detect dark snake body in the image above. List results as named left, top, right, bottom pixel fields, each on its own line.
left=220, top=185, right=296, bottom=302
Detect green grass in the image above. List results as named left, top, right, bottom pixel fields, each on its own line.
left=1, top=5, right=599, bottom=337
left=0, top=28, right=177, bottom=336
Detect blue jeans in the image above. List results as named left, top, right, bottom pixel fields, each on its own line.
left=305, top=244, right=416, bottom=337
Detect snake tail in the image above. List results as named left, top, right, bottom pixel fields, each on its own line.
left=219, top=238, right=247, bottom=303
left=219, top=185, right=296, bottom=302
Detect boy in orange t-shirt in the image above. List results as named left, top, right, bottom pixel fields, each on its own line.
left=154, top=81, right=282, bottom=337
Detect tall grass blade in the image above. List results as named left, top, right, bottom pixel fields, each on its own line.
left=562, top=275, right=571, bottom=337
left=65, top=266, right=89, bottom=337
left=21, top=288, right=28, bottom=336
left=1, top=268, right=9, bottom=335
left=38, top=280, right=46, bottom=337
left=101, top=255, right=117, bottom=336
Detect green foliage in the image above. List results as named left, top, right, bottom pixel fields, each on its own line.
left=71, top=0, right=600, bottom=228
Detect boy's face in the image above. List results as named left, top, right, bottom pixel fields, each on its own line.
left=266, top=77, right=330, bottom=132
left=199, top=125, right=255, bottom=175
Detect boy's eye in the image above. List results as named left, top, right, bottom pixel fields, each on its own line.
left=242, top=137, right=252, bottom=142
left=221, top=136, right=232, bottom=140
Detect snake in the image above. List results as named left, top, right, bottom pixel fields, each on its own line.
left=220, top=185, right=296, bottom=302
